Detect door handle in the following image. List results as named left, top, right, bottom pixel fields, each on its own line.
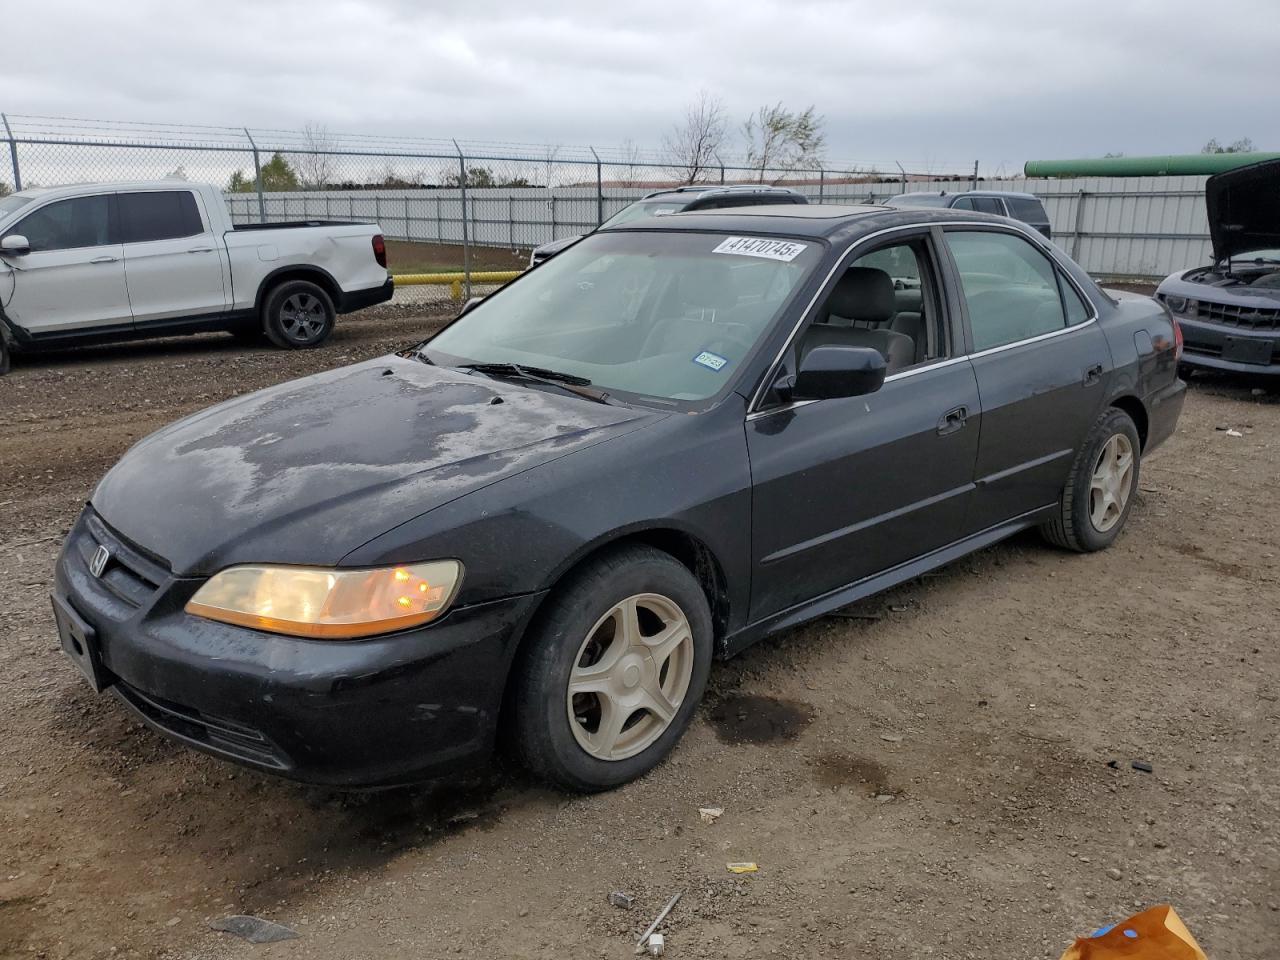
left=89, top=256, right=118, bottom=264
left=937, top=405, right=969, bottom=436
left=187, top=247, right=215, bottom=254
left=1083, top=362, right=1104, bottom=386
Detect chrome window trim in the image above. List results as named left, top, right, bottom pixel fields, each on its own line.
left=747, top=219, right=1099, bottom=414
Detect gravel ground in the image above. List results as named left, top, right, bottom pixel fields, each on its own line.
left=0, top=310, right=1276, bottom=960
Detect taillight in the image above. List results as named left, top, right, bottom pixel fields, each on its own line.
left=1173, top=318, right=1184, bottom=360
left=372, top=234, right=387, bottom=269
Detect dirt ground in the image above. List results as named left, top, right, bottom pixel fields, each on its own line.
left=0, top=310, right=1276, bottom=960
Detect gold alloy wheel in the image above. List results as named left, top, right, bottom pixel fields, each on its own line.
left=1090, top=433, right=1136, bottom=533
left=565, top=593, right=695, bottom=761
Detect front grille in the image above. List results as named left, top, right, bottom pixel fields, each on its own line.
left=1192, top=300, right=1280, bottom=330
left=74, top=511, right=169, bottom=610
left=114, top=681, right=289, bottom=771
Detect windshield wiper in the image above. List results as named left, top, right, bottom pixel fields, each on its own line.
left=460, top=361, right=593, bottom=385
left=459, top=362, right=617, bottom=404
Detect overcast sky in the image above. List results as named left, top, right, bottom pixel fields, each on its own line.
left=2, top=0, right=1274, bottom=173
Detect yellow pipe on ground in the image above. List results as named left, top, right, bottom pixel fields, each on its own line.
left=393, top=271, right=522, bottom=286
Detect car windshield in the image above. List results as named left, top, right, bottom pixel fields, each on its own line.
left=0, top=194, right=36, bottom=218
left=423, top=230, right=823, bottom=403
left=1232, top=248, right=1280, bottom=262
left=600, top=200, right=687, bottom=228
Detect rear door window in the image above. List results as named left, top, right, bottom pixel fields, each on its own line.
left=6, top=195, right=114, bottom=252
left=1005, top=197, right=1048, bottom=223
left=945, top=230, right=1068, bottom=351
left=118, top=191, right=205, bottom=243
left=952, top=197, right=1005, bottom=214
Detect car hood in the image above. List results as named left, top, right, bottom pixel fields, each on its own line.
left=532, top=235, right=582, bottom=258
left=1206, top=157, right=1280, bottom=262
left=92, top=356, right=657, bottom=575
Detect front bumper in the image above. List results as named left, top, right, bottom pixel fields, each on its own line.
left=1175, top=314, right=1280, bottom=375
left=53, top=507, right=544, bottom=787
left=337, top=276, right=395, bottom=315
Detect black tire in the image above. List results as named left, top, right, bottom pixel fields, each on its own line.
left=262, top=280, right=335, bottom=349
left=1040, top=407, right=1142, bottom=553
left=509, top=544, right=714, bottom=793
left=0, top=336, right=10, bottom=376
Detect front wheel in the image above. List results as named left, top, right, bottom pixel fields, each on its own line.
left=509, top=545, right=713, bottom=792
left=1041, top=407, right=1142, bottom=552
left=262, top=280, right=335, bottom=349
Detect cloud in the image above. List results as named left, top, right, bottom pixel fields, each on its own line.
left=1, top=0, right=1275, bottom=172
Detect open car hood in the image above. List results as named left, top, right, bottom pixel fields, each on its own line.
left=1206, top=158, right=1280, bottom=262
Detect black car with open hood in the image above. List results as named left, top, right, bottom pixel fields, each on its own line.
left=1157, top=157, right=1280, bottom=375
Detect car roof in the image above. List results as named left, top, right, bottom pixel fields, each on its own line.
left=643, top=184, right=804, bottom=202
left=10, top=180, right=201, bottom=202
left=602, top=202, right=1026, bottom=240
left=891, top=189, right=1042, bottom=201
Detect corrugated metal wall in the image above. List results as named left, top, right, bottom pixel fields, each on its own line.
left=225, top=175, right=1214, bottom=280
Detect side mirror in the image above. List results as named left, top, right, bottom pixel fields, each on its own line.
left=0, top=235, right=30, bottom=257
left=789, top=344, right=887, bottom=400
left=458, top=296, right=484, bottom=317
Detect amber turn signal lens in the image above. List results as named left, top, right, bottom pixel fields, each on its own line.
left=185, top=560, right=462, bottom=639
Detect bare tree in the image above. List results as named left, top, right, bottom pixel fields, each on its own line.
left=741, top=103, right=826, bottom=182
left=542, top=144, right=562, bottom=189
left=298, top=123, right=336, bottom=190
left=619, top=138, right=642, bottom=188
left=662, top=91, right=728, bottom=184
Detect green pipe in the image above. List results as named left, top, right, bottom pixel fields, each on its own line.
left=1024, top=153, right=1280, bottom=178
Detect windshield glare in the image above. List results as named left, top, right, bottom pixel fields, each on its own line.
left=425, top=231, right=821, bottom=402
left=600, top=200, right=686, bottom=228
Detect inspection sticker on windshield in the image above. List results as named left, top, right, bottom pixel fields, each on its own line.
left=712, top=236, right=807, bottom=262
left=693, top=350, right=729, bottom=371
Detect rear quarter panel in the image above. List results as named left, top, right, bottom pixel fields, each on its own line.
left=223, top=224, right=388, bottom=310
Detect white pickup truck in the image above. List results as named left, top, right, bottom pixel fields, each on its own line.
left=0, top=180, right=393, bottom=370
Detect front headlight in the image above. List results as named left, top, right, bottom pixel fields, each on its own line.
left=1164, top=295, right=1188, bottom=314
left=185, top=561, right=463, bottom=639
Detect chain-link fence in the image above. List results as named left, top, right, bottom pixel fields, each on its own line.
left=1, top=113, right=1210, bottom=312
left=0, top=113, right=990, bottom=306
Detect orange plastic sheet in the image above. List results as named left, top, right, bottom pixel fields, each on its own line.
left=1058, top=905, right=1207, bottom=960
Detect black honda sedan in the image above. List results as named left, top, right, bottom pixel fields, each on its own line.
left=53, top=205, right=1185, bottom=792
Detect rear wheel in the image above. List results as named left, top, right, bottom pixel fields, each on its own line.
left=510, top=545, right=713, bottom=792
left=262, top=280, right=335, bottom=349
left=1041, top=407, right=1141, bottom=552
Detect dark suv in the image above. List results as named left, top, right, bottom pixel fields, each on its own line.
left=885, top=191, right=1051, bottom=239
left=528, top=185, right=808, bottom=266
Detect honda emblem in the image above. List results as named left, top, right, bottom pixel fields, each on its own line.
left=89, top=545, right=111, bottom=578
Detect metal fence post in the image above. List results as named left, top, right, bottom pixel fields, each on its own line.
left=508, top=194, right=514, bottom=248
left=453, top=139, right=471, bottom=300
left=404, top=195, right=410, bottom=241
left=243, top=128, right=265, bottom=222
left=818, top=165, right=825, bottom=203
left=971, top=160, right=979, bottom=190
left=1071, top=190, right=1089, bottom=261
left=1, top=113, right=20, bottom=192
left=590, top=146, right=603, bottom=227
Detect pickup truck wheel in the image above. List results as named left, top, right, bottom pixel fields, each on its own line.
left=263, top=280, right=335, bottom=349
left=1040, top=407, right=1141, bottom=553
left=509, top=545, right=713, bottom=793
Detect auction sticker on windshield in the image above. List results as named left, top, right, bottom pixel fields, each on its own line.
left=712, top=236, right=808, bottom=262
